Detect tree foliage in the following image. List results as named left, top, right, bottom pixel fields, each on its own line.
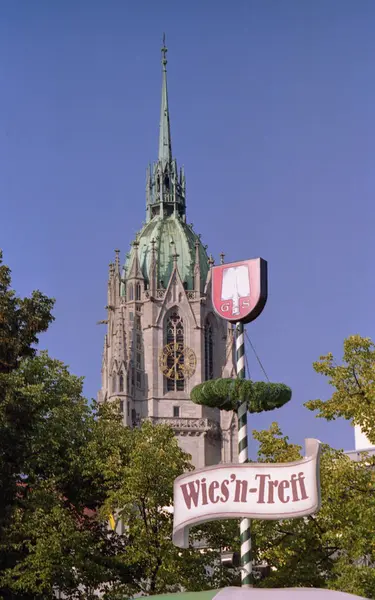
left=0, top=252, right=137, bottom=599
left=0, top=250, right=55, bottom=532
left=0, top=250, right=54, bottom=375
left=0, top=353, right=139, bottom=599
left=99, top=420, right=238, bottom=598
left=306, top=334, right=375, bottom=445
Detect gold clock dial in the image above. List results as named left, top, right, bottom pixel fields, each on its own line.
left=159, top=342, right=197, bottom=381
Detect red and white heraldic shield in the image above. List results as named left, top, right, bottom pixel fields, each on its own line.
left=212, top=258, right=268, bottom=324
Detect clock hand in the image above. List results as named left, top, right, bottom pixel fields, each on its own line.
left=167, top=354, right=181, bottom=378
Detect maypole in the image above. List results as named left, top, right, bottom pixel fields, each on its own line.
left=236, top=321, right=252, bottom=587
left=175, top=257, right=302, bottom=586
left=173, top=260, right=322, bottom=591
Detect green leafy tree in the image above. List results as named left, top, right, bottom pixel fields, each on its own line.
left=0, top=250, right=54, bottom=530
left=99, top=420, right=236, bottom=598
left=0, top=251, right=54, bottom=374
left=0, top=352, right=139, bottom=599
left=0, top=252, right=137, bottom=599
left=306, top=334, right=375, bottom=445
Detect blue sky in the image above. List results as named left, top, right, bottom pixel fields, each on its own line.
left=1, top=0, right=374, bottom=455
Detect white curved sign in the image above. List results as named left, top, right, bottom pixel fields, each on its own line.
left=173, top=439, right=321, bottom=549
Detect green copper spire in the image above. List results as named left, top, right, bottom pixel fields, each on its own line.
left=125, top=41, right=210, bottom=292
left=145, top=37, right=186, bottom=223
left=158, top=34, right=172, bottom=166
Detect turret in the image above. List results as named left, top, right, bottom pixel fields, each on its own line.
left=126, top=240, right=145, bottom=302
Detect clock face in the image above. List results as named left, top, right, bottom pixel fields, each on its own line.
left=159, top=342, right=197, bottom=381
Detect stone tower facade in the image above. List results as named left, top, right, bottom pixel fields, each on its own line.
left=98, top=40, right=237, bottom=468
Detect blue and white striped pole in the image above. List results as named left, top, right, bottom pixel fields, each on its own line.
left=236, top=321, right=252, bottom=587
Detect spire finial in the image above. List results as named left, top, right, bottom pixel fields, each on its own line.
left=158, top=35, right=172, bottom=164
left=114, top=249, right=121, bottom=272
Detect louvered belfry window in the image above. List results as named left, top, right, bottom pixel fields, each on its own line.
left=166, top=310, right=184, bottom=391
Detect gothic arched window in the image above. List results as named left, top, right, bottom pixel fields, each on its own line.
left=128, top=284, right=134, bottom=301
left=165, top=310, right=184, bottom=392
left=135, top=282, right=141, bottom=301
left=205, top=320, right=214, bottom=381
left=119, top=373, right=124, bottom=392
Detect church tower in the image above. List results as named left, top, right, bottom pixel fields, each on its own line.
left=98, top=39, right=237, bottom=468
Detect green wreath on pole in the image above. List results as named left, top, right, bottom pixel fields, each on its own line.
left=190, top=378, right=292, bottom=413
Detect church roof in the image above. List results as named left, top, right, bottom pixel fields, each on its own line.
left=124, top=215, right=209, bottom=291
